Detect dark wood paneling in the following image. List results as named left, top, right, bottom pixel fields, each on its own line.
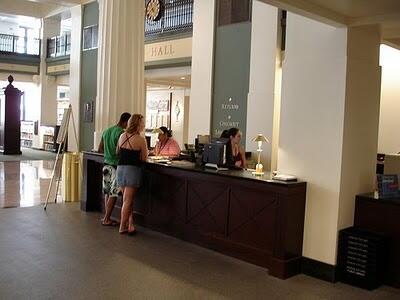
left=228, top=187, right=277, bottom=251
left=82, top=152, right=307, bottom=279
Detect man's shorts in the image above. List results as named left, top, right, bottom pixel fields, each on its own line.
left=102, top=164, right=119, bottom=197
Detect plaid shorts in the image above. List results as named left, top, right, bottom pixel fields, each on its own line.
left=102, top=164, right=119, bottom=197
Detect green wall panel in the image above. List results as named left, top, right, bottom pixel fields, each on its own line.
left=80, top=1, right=98, bottom=151
left=211, top=22, right=251, bottom=146
left=83, top=1, right=99, bottom=27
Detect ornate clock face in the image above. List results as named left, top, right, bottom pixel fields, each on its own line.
left=146, top=0, right=165, bottom=22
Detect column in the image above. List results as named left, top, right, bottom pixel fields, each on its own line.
left=337, top=24, right=381, bottom=232
left=188, top=0, right=216, bottom=143
left=94, top=0, right=145, bottom=147
left=39, top=18, right=59, bottom=126
left=245, top=1, right=278, bottom=171
left=278, top=12, right=348, bottom=265
left=278, top=12, right=381, bottom=270
left=68, top=5, right=82, bottom=152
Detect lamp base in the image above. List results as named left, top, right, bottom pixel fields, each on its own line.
left=252, top=171, right=264, bottom=176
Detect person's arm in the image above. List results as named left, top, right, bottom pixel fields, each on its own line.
left=153, top=141, right=160, bottom=156
left=116, top=134, right=124, bottom=156
left=240, top=147, right=247, bottom=169
left=169, top=139, right=181, bottom=157
left=98, top=137, right=104, bottom=153
left=141, top=136, right=149, bottom=161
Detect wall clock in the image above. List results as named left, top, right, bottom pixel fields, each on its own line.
left=146, top=0, right=165, bottom=22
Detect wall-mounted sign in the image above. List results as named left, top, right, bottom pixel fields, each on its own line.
left=83, top=101, right=94, bottom=123
left=212, top=97, right=243, bottom=138
left=144, top=37, right=192, bottom=63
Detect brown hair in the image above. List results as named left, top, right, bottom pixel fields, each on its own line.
left=126, top=114, right=144, bottom=134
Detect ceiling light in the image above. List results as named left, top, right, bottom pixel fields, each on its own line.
left=180, top=77, right=185, bottom=80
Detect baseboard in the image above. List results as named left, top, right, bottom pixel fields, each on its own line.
left=302, top=257, right=337, bottom=283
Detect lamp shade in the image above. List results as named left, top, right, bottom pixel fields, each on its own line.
left=252, top=134, right=269, bottom=143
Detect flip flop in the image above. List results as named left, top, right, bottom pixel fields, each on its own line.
left=102, top=220, right=118, bottom=226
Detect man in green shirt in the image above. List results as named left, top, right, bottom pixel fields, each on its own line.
left=98, top=112, right=131, bottom=226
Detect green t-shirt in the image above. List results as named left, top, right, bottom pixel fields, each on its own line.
left=102, top=125, right=124, bottom=166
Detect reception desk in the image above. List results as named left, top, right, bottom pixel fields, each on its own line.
left=81, top=151, right=307, bottom=279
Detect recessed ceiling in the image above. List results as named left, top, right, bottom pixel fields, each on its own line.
left=261, top=0, right=400, bottom=47
left=309, top=0, right=400, bottom=18
left=146, top=75, right=191, bottom=90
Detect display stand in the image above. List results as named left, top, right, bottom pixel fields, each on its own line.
left=44, top=104, right=78, bottom=210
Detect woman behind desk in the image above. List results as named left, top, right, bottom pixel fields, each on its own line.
left=221, top=128, right=247, bottom=169
left=116, top=114, right=148, bottom=234
left=152, top=126, right=181, bottom=158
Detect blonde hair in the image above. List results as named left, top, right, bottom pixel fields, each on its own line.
left=126, top=114, right=144, bottom=134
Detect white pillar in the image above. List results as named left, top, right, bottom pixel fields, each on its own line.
left=94, top=0, right=145, bottom=147
left=246, top=1, right=278, bottom=171
left=39, top=18, right=59, bottom=126
left=377, top=45, right=400, bottom=153
left=188, top=0, right=216, bottom=143
left=278, top=13, right=348, bottom=265
left=337, top=24, right=381, bottom=232
left=278, top=14, right=381, bottom=266
left=68, top=5, right=82, bottom=152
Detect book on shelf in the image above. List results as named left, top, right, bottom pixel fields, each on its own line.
left=376, top=174, right=400, bottom=199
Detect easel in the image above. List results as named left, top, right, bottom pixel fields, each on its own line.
left=44, top=104, right=79, bottom=210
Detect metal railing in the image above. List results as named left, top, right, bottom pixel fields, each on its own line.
left=0, top=33, right=40, bottom=56
left=47, top=33, right=71, bottom=58
left=145, top=0, right=193, bottom=39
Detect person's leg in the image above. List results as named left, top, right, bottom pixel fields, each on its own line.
left=128, top=187, right=138, bottom=232
left=119, top=187, right=134, bottom=233
left=103, top=196, right=116, bottom=224
left=102, top=165, right=119, bottom=225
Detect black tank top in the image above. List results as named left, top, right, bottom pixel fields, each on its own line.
left=118, top=134, right=142, bottom=167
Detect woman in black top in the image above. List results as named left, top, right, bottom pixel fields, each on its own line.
left=221, top=128, right=247, bottom=169
left=116, top=114, right=148, bottom=234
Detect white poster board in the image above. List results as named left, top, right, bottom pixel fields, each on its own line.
left=56, top=106, right=71, bottom=144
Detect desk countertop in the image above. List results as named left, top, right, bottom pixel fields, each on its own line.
left=82, top=151, right=303, bottom=186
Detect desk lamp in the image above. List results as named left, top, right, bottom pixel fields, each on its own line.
left=252, top=134, right=269, bottom=175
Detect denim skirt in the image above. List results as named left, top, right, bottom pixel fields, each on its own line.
left=116, top=165, right=143, bottom=188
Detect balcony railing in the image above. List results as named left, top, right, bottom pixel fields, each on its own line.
left=47, top=33, right=71, bottom=58
left=145, top=0, right=193, bottom=39
left=0, top=34, right=40, bottom=56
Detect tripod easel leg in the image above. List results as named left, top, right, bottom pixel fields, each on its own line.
left=44, top=142, right=64, bottom=210
left=43, top=104, right=79, bottom=211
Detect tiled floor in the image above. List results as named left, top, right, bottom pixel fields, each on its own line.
left=0, top=160, right=59, bottom=208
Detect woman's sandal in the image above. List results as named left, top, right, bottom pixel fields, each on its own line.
left=102, top=220, right=118, bottom=226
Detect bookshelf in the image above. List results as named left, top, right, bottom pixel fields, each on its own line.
left=21, top=121, right=34, bottom=148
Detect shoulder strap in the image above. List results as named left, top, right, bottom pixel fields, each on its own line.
left=120, top=133, right=136, bottom=148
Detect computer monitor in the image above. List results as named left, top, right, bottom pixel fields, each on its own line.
left=202, top=138, right=229, bottom=167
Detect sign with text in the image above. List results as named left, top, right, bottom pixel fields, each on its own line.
left=211, top=23, right=251, bottom=145
left=213, top=97, right=243, bottom=138
left=144, top=37, right=192, bottom=63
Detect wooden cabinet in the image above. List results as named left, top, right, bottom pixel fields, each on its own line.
left=0, top=76, right=23, bottom=155
left=354, top=194, right=400, bottom=288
